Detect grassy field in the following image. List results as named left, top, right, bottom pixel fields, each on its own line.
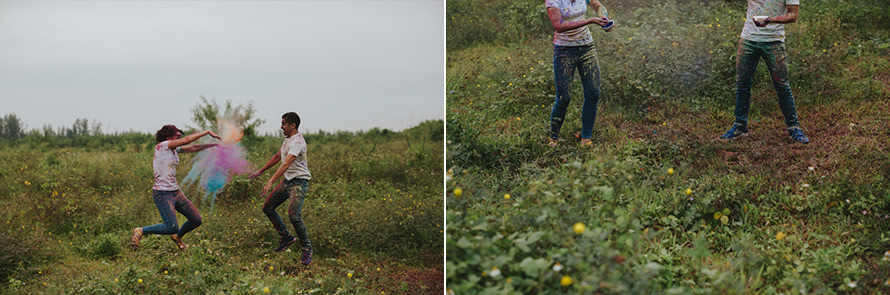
left=446, top=0, right=890, bottom=294
left=0, top=120, right=443, bottom=294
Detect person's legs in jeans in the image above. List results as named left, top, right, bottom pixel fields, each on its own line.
left=550, top=45, right=578, bottom=141
left=761, top=41, right=800, bottom=128
left=286, top=179, right=312, bottom=264
left=142, top=190, right=180, bottom=235
left=734, top=39, right=760, bottom=127
left=172, top=191, right=202, bottom=238
left=576, top=44, right=601, bottom=141
left=287, top=180, right=311, bottom=250
left=263, top=180, right=293, bottom=240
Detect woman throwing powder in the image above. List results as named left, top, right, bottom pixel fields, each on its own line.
left=130, top=125, right=219, bottom=251
left=545, top=0, right=613, bottom=147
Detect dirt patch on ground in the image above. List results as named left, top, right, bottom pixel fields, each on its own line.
left=618, top=99, right=890, bottom=189
left=367, top=264, right=443, bottom=295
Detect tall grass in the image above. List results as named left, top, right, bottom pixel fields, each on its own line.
left=0, top=120, right=443, bottom=294
left=447, top=0, right=890, bottom=293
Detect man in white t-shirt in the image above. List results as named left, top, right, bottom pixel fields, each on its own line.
left=721, top=0, right=810, bottom=144
left=249, top=112, right=313, bottom=265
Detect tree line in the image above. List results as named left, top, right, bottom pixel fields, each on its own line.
left=0, top=114, right=107, bottom=139
left=1, top=97, right=443, bottom=143
left=0, top=97, right=259, bottom=140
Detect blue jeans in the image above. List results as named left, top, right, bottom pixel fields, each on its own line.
left=263, top=178, right=312, bottom=249
left=142, top=190, right=202, bottom=237
left=550, top=43, right=601, bottom=140
left=733, top=39, right=800, bottom=128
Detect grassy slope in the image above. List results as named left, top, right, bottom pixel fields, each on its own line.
left=0, top=121, right=443, bottom=294
left=447, top=0, right=889, bottom=294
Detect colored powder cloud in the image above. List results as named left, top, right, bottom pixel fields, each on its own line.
left=183, top=117, right=253, bottom=207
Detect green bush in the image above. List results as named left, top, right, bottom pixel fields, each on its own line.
left=0, top=217, right=54, bottom=281
left=87, top=233, right=122, bottom=260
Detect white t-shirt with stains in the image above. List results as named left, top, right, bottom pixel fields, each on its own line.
left=545, top=0, right=594, bottom=46
left=741, top=0, right=799, bottom=42
left=153, top=141, right=182, bottom=191
left=280, top=133, right=311, bottom=181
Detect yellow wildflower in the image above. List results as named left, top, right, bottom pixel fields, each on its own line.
left=573, top=222, right=585, bottom=234
left=561, top=276, right=573, bottom=286
left=776, top=232, right=787, bottom=241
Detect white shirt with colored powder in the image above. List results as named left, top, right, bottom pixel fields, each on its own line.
left=545, top=0, right=594, bottom=46
left=741, top=0, right=799, bottom=42
left=280, top=133, right=311, bottom=181
left=153, top=141, right=182, bottom=191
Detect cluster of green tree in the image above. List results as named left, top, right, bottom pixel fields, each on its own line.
left=189, top=96, right=264, bottom=137
left=300, top=120, right=443, bottom=145
left=0, top=97, right=264, bottom=142
left=0, top=114, right=106, bottom=139
left=0, top=114, right=25, bottom=139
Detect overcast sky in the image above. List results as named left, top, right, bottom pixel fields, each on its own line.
left=0, top=0, right=443, bottom=135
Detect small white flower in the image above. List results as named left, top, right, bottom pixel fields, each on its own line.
left=801, top=183, right=810, bottom=188
left=552, top=263, right=563, bottom=272
left=808, top=166, right=814, bottom=171
left=489, top=267, right=501, bottom=277
left=847, top=281, right=857, bottom=288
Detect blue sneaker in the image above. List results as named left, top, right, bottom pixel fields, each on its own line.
left=788, top=127, right=810, bottom=144
left=300, top=248, right=313, bottom=265
left=721, top=123, right=748, bottom=139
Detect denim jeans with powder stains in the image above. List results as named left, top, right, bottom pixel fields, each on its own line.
left=263, top=177, right=312, bottom=250
left=142, top=190, right=203, bottom=237
left=733, top=39, right=800, bottom=128
left=550, top=43, right=601, bottom=140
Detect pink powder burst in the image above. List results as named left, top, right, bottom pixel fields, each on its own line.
left=183, top=117, right=254, bottom=207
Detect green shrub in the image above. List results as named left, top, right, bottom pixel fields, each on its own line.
left=87, top=233, right=122, bottom=260
left=0, top=217, right=54, bottom=281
